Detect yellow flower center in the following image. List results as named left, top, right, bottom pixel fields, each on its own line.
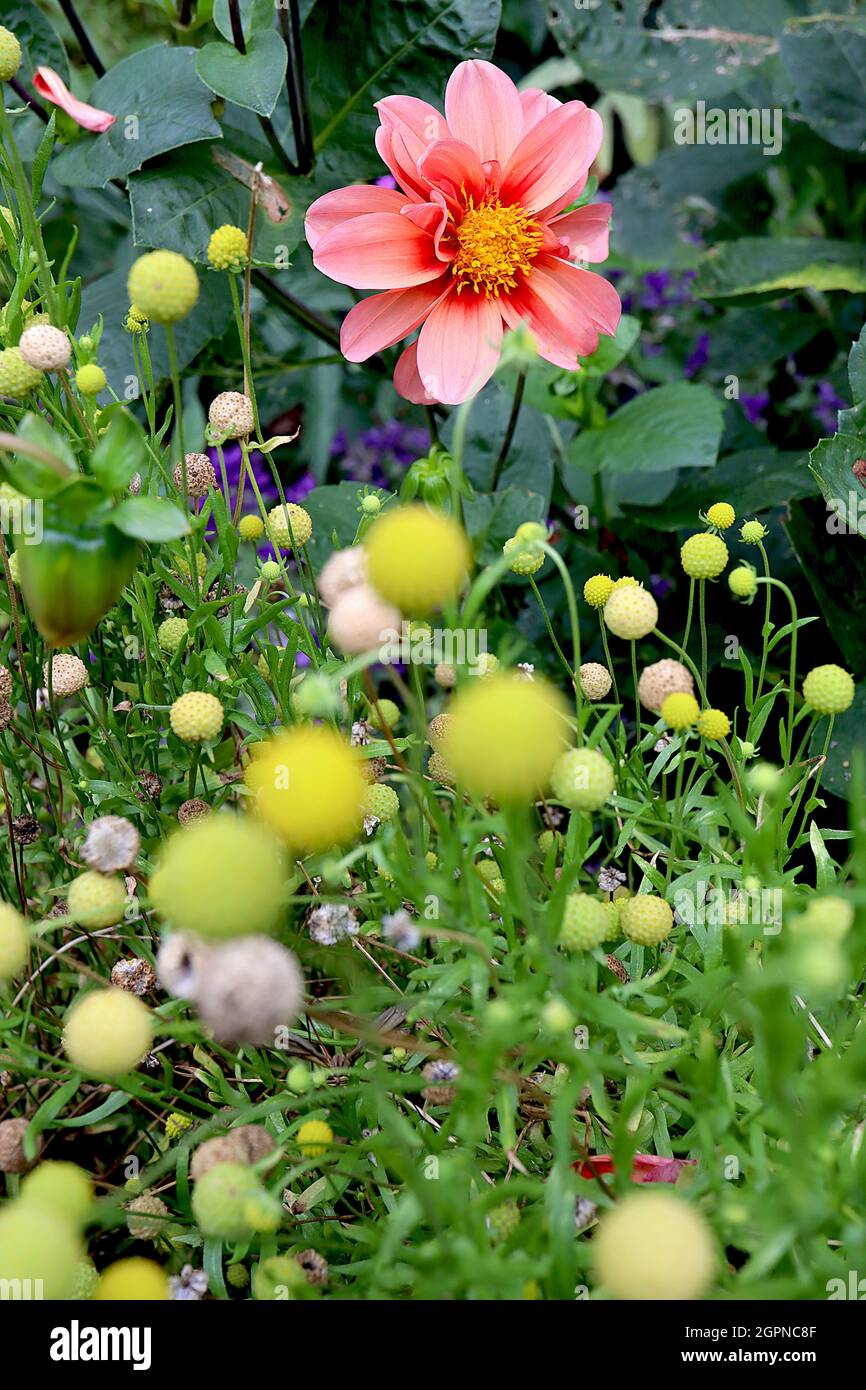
left=452, top=198, right=542, bottom=297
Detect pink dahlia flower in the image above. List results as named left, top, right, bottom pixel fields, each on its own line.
left=306, top=60, right=620, bottom=405
left=33, top=67, right=115, bottom=133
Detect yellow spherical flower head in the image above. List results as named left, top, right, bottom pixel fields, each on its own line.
left=503, top=521, right=547, bottom=576
left=0, top=1203, right=82, bottom=1300
left=63, top=988, right=153, bottom=1079
left=550, top=747, right=614, bottom=811
left=192, top=1161, right=280, bottom=1239
left=802, top=664, right=855, bottom=715
left=594, top=1190, right=716, bottom=1300
left=266, top=502, right=312, bottom=549
left=697, top=708, right=730, bottom=741
left=20, top=1160, right=93, bottom=1225
left=75, top=364, right=106, bottom=396
left=583, top=574, right=614, bottom=609
left=239, top=513, right=264, bottom=541
left=365, top=503, right=471, bottom=613
left=740, top=518, right=768, bottom=545
left=207, top=224, right=249, bottom=272
left=127, top=251, right=199, bottom=325
left=705, top=502, right=735, bottom=530
left=680, top=532, right=728, bottom=580
left=95, top=1258, right=169, bottom=1302
left=124, top=304, right=149, bottom=334
left=150, top=812, right=289, bottom=938
left=661, top=692, right=699, bottom=731
left=729, top=564, right=757, bottom=599
left=0, top=346, right=42, bottom=399
left=603, top=585, right=658, bottom=640
left=0, top=901, right=29, bottom=980
left=0, top=26, right=22, bottom=81
left=444, top=675, right=569, bottom=803
left=621, top=894, right=673, bottom=946
left=169, top=690, right=223, bottom=743
left=245, top=725, right=365, bottom=853
left=67, top=870, right=128, bottom=927
left=297, top=1118, right=333, bottom=1157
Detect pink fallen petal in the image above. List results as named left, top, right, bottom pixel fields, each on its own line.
left=573, top=1153, right=696, bottom=1184
left=417, top=138, right=487, bottom=213
left=33, top=66, right=115, bottom=133
left=550, top=201, right=613, bottom=262
left=416, top=289, right=503, bottom=405
left=340, top=279, right=451, bottom=362
left=501, top=102, right=602, bottom=216
left=305, top=184, right=407, bottom=251
left=313, top=211, right=446, bottom=290
left=445, top=59, right=524, bottom=170
left=393, top=340, right=436, bottom=404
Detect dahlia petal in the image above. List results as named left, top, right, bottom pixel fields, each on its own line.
left=393, top=341, right=437, bottom=405
left=400, top=196, right=454, bottom=261
left=33, top=66, right=115, bottom=132
left=500, top=255, right=621, bottom=369
left=416, top=289, right=503, bottom=405
left=340, top=280, right=451, bottom=362
left=305, top=184, right=407, bottom=251
left=550, top=201, right=612, bottom=262
left=313, top=212, right=445, bottom=290
left=417, top=138, right=486, bottom=211
left=375, top=95, right=450, bottom=198
left=445, top=60, right=524, bottom=169
left=519, top=87, right=561, bottom=133
left=501, top=102, right=603, bottom=216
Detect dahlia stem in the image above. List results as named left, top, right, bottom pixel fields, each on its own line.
left=490, top=372, right=525, bottom=491
left=225, top=0, right=297, bottom=175
left=57, top=0, right=105, bottom=76
left=9, top=77, right=47, bottom=122
left=251, top=270, right=345, bottom=356
left=279, top=0, right=314, bottom=174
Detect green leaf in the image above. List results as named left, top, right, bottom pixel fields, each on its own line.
left=779, top=17, right=866, bottom=153
left=463, top=485, right=547, bottom=563
left=212, top=0, right=274, bottom=41
left=79, top=261, right=231, bottom=393
left=195, top=30, right=288, bottom=117
left=848, top=322, right=866, bottom=406
left=305, top=0, right=500, bottom=180
left=90, top=412, right=148, bottom=493
left=693, top=239, right=866, bottom=302
left=129, top=144, right=297, bottom=265
left=807, top=683, right=866, bottom=803
left=808, top=434, right=866, bottom=532
left=628, top=448, right=816, bottom=529
left=547, top=0, right=785, bottom=103
left=564, top=383, right=724, bottom=483
left=785, top=501, right=866, bottom=678
left=522, top=316, right=640, bottom=420
left=112, top=496, right=191, bottom=542
left=52, top=46, right=223, bottom=189
left=0, top=0, right=68, bottom=82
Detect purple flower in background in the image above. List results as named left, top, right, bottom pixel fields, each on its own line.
left=374, top=174, right=397, bottom=190
left=649, top=574, right=672, bottom=601
left=814, top=379, right=847, bottom=434
left=740, top=391, right=770, bottom=426
left=285, top=470, right=317, bottom=503
left=684, top=331, right=710, bottom=378
left=206, top=442, right=279, bottom=523
left=332, top=420, right=428, bottom=486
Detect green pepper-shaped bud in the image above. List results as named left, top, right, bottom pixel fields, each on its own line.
left=16, top=508, right=139, bottom=647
